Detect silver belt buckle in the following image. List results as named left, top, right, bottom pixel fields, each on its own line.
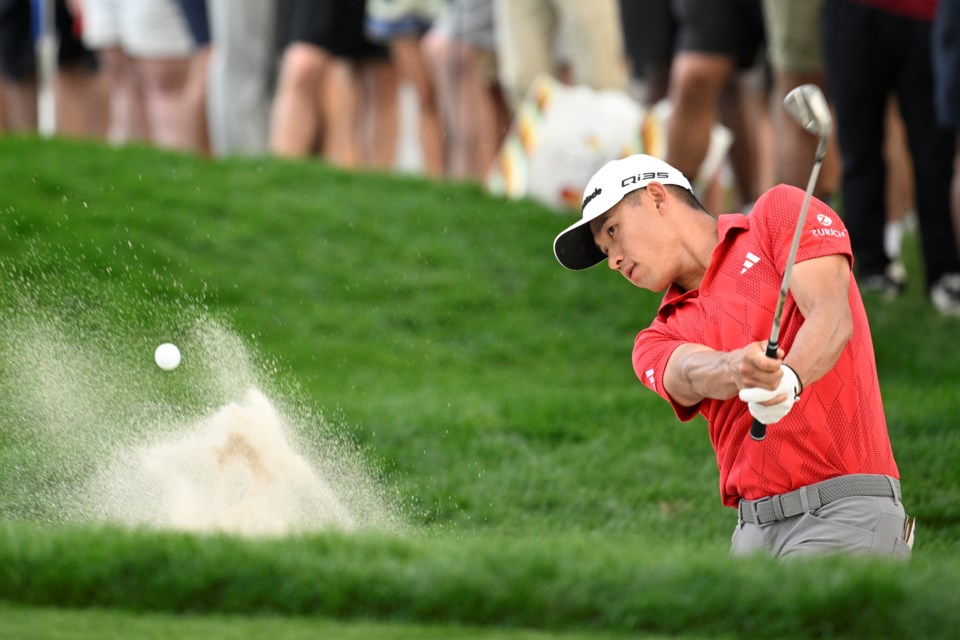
left=752, top=497, right=772, bottom=525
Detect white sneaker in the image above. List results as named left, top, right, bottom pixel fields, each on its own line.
left=887, top=259, right=908, bottom=287
left=931, top=273, right=960, bottom=317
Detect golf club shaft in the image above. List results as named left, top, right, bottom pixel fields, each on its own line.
left=749, top=138, right=827, bottom=442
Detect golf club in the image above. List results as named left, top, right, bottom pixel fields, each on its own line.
left=750, top=84, right=833, bottom=442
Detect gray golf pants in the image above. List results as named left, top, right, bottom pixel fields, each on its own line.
left=731, top=476, right=912, bottom=559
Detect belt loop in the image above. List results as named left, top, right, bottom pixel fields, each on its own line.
left=770, top=495, right=785, bottom=521
left=886, top=476, right=900, bottom=505
left=804, top=486, right=822, bottom=512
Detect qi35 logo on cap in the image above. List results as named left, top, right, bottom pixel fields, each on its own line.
left=621, top=171, right=670, bottom=187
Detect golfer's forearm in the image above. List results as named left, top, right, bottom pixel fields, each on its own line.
left=784, top=305, right=852, bottom=390
left=666, top=345, right=740, bottom=406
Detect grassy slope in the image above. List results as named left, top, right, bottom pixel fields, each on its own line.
left=0, top=136, right=721, bottom=541
left=1, top=137, right=959, bottom=637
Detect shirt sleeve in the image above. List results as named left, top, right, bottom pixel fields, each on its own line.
left=633, top=318, right=701, bottom=422
left=754, top=185, right=853, bottom=271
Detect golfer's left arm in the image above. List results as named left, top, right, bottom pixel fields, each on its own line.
left=780, top=253, right=854, bottom=389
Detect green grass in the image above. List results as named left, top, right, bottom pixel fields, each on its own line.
left=1, top=136, right=959, bottom=638
left=2, top=523, right=956, bottom=639
left=0, top=604, right=649, bottom=640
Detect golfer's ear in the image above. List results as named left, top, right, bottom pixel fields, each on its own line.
left=647, top=181, right=668, bottom=211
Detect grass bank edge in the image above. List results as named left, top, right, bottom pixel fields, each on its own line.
left=0, top=522, right=957, bottom=638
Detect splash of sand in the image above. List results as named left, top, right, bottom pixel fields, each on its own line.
left=89, top=388, right=362, bottom=536
left=0, top=284, right=402, bottom=536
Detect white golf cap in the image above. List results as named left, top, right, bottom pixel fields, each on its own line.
left=553, top=154, right=693, bottom=270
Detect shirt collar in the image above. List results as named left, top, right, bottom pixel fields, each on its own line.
left=656, top=214, right=749, bottom=317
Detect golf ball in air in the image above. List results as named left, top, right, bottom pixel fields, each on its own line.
left=155, top=343, right=181, bottom=371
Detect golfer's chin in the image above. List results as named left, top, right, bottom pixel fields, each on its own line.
left=622, top=267, right=654, bottom=291
left=623, top=274, right=647, bottom=291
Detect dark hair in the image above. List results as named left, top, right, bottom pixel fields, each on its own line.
left=667, top=185, right=708, bottom=212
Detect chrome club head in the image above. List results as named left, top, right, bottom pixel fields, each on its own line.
left=783, top=84, right=833, bottom=139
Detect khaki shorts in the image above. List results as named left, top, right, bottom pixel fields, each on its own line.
left=494, top=0, right=627, bottom=108
left=762, top=0, right=824, bottom=74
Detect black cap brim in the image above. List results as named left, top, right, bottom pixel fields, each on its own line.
left=553, top=221, right=606, bottom=270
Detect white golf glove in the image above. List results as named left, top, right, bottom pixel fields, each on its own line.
left=738, top=364, right=802, bottom=425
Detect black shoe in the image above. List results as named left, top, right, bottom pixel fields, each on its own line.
left=860, top=261, right=907, bottom=301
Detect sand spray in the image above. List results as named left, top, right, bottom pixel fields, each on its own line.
left=0, top=278, right=402, bottom=536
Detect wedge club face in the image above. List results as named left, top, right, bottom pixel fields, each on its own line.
left=783, top=84, right=832, bottom=139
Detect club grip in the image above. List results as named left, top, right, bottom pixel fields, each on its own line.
left=749, top=340, right=780, bottom=442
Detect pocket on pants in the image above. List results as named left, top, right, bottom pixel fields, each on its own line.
left=891, top=536, right=912, bottom=558
left=780, top=497, right=908, bottom=558
left=731, top=521, right=767, bottom=556
left=779, top=512, right=875, bottom=557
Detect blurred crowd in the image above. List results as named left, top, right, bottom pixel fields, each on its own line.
left=2, top=0, right=959, bottom=314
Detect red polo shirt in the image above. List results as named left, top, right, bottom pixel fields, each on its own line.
left=633, top=185, right=899, bottom=506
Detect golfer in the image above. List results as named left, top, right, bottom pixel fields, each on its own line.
left=554, top=154, right=912, bottom=558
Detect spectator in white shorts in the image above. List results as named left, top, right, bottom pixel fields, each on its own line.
left=78, top=0, right=204, bottom=151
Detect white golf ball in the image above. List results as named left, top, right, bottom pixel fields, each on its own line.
left=154, top=343, right=181, bottom=371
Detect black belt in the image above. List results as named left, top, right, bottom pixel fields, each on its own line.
left=738, top=474, right=900, bottom=526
